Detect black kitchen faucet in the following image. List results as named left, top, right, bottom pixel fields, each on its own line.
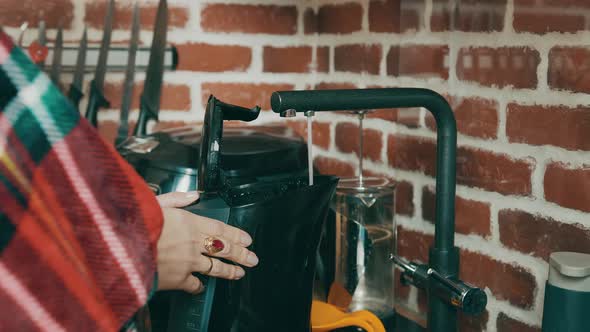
left=271, top=88, right=487, bottom=332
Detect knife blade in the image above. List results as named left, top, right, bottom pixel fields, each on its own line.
left=68, top=27, right=87, bottom=110
left=17, top=22, right=29, bottom=47
left=116, top=4, right=140, bottom=146
left=134, top=0, right=168, bottom=136
left=85, top=0, right=114, bottom=127
left=49, top=26, right=63, bottom=87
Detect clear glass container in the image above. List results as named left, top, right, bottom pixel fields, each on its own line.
left=329, top=176, right=396, bottom=319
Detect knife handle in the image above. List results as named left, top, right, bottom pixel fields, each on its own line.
left=68, top=84, right=84, bottom=112
left=134, top=95, right=159, bottom=137
left=85, top=80, right=110, bottom=128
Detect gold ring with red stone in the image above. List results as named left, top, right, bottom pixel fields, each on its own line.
left=204, top=236, right=224, bottom=255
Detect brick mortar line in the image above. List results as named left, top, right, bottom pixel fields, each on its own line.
left=328, top=46, right=335, bottom=73
left=295, top=1, right=306, bottom=37
left=496, top=98, right=508, bottom=143
left=186, top=1, right=203, bottom=31
left=531, top=159, right=548, bottom=201
left=380, top=124, right=390, bottom=167
left=189, top=82, right=204, bottom=118
left=424, top=0, right=433, bottom=33
left=489, top=203, right=501, bottom=245
left=412, top=176, right=426, bottom=223
left=72, top=0, right=85, bottom=33
left=505, top=0, right=515, bottom=34
left=417, top=107, right=427, bottom=129
left=379, top=46, right=388, bottom=77
left=164, top=74, right=435, bottom=101
left=163, top=31, right=441, bottom=45
left=487, top=309, right=500, bottom=332
left=328, top=120, right=336, bottom=152
left=157, top=29, right=590, bottom=47
left=535, top=44, right=551, bottom=93
left=361, top=0, right=369, bottom=33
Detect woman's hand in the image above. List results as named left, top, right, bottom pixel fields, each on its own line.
left=155, top=192, right=258, bottom=294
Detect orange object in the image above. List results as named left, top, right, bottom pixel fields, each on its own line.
left=311, top=300, right=387, bottom=332
left=327, top=282, right=353, bottom=311
left=28, top=41, right=48, bottom=64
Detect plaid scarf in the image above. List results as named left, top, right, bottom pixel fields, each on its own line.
left=0, top=30, right=163, bottom=331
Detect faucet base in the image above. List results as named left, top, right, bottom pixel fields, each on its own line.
left=428, top=246, right=460, bottom=332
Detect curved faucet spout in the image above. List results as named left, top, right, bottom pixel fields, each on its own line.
left=271, top=88, right=456, bottom=250
left=271, top=88, right=460, bottom=332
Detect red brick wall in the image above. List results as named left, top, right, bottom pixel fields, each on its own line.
left=4, top=0, right=590, bottom=330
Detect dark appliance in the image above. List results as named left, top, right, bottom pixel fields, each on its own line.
left=160, top=95, right=339, bottom=331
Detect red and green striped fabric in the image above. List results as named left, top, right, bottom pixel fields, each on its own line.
left=0, top=30, right=163, bottom=331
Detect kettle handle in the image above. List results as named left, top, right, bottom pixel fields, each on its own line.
left=216, top=98, right=260, bottom=121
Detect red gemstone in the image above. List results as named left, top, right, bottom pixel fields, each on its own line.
left=28, top=41, right=49, bottom=64
left=212, top=239, right=224, bottom=251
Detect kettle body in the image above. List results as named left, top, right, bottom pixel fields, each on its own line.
left=173, top=175, right=339, bottom=332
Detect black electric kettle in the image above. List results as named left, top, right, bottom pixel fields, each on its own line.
left=163, top=95, right=339, bottom=332
left=117, top=97, right=314, bottom=331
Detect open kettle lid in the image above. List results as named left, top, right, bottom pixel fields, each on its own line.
left=336, top=177, right=395, bottom=194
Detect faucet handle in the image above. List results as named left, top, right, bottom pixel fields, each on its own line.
left=426, top=267, right=487, bottom=316
left=390, top=254, right=487, bottom=316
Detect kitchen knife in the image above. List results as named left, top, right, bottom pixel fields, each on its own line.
left=85, top=0, right=114, bottom=127
left=68, top=27, right=87, bottom=111
left=49, top=26, right=63, bottom=87
left=115, top=4, right=140, bottom=146
left=133, top=0, right=168, bottom=136
left=37, top=20, right=46, bottom=69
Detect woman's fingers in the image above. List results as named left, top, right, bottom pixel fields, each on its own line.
left=179, top=275, right=204, bottom=295
left=193, top=255, right=245, bottom=280
left=188, top=212, right=252, bottom=246
left=156, top=191, right=199, bottom=208
left=197, top=234, right=258, bottom=267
